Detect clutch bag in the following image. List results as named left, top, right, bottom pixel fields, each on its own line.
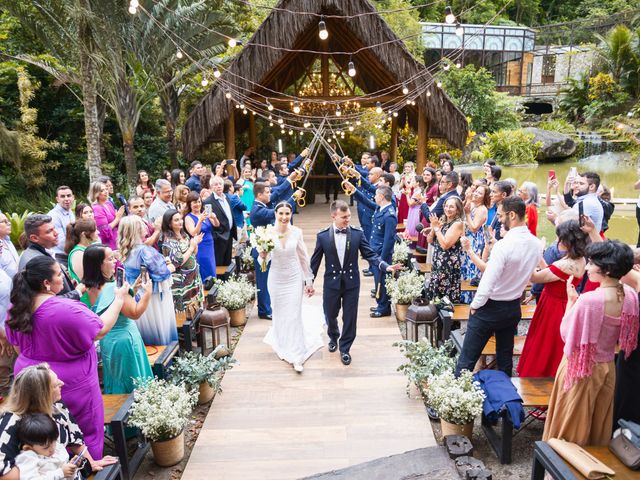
left=547, top=438, right=615, bottom=479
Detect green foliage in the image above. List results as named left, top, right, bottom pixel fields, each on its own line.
left=584, top=72, right=630, bottom=121
left=481, top=129, right=542, bottom=165
left=440, top=65, right=522, bottom=133
left=559, top=74, right=591, bottom=123
left=8, top=210, right=31, bottom=249
left=537, top=118, right=577, bottom=134
left=168, top=348, right=236, bottom=390
left=595, top=25, right=640, bottom=98
left=375, top=0, right=423, bottom=59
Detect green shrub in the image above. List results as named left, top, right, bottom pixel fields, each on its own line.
left=538, top=119, right=577, bottom=135
left=8, top=210, right=32, bottom=249
left=584, top=72, right=629, bottom=121
left=481, top=129, right=542, bottom=165
left=559, top=74, right=590, bottom=123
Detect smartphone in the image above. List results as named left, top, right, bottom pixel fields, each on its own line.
left=139, top=265, right=148, bottom=282
left=569, top=167, right=578, bottom=178
left=548, top=170, right=556, bottom=180
left=204, top=204, right=212, bottom=215
left=71, top=447, right=87, bottom=466
left=225, top=159, right=234, bottom=166
left=116, top=267, right=125, bottom=288
left=578, top=201, right=585, bottom=226
left=482, top=224, right=491, bottom=243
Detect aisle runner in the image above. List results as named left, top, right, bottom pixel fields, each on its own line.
left=182, top=203, right=435, bottom=480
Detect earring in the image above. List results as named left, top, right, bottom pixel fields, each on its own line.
left=46, top=286, right=51, bottom=293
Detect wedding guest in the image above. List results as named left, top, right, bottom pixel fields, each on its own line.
left=419, top=171, right=460, bottom=219
left=5, top=256, right=125, bottom=458
left=423, top=168, right=439, bottom=206
left=389, top=162, right=401, bottom=196
left=0, top=364, right=118, bottom=478
left=171, top=169, right=185, bottom=188
left=135, top=170, right=154, bottom=197
left=118, top=216, right=176, bottom=345
left=199, top=170, right=212, bottom=201
left=83, top=244, right=153, bottom=394
left=127, top=196, right=161, bottom=247
left=162, top=170, right=172, bottom=183
left=240, top=165, right=255, bottom=225
left=47, top=186, right=75, bottom=256
left=203, top=177, right=236, bottom=267
left=161, top=210, right=204, bottom=316
left=543, top=241, right=639, bottom=445
left=457, top=172, right=473, bottom=200
left=184, top=192, right=219, bottom=282
left=488, top=165, right=502, bottom=185
left=488, top=180, right=511, bottom=241
left=256, top=159, right=269, bottom=180
left=174, top=184, right=191, bottom=215
left=74, top=203, right=94, bottom=221
left=224, top=180, right=247, bottom=238
left=425, top=197, right=465, bottom=303
left=142, top=191, right=154, bottom=212
left=64, top=219, right=98, bottom=298
left=441, top=158, right=454, bottom=174
left=185, top=161, right=204, bottom=193
left=572, top=172, right=604, bottom=233
left=0, top=212, right=18, bottom=279
left=89, top=181, right=124, bottom=250
left=518, top=220, right=587, bottom=377
left=96, top=176, right=116, bottom=208
left=148, top=179, right=174, bottom=223
left=460, top=184, right=490, bottom=303
left=518, top=181, right=539, bottom=236
left=397, top=173, right=414, bottom=225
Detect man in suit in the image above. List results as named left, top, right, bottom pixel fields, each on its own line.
left=249, top=182, right=301, bottom=319
left=203, top=176, right=237, bottom=266
left=419, top=171, right=460, bottom=220
left=310, top=200, right=399, bottom=365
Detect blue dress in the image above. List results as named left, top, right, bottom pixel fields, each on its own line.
left=187, top=213, right=216, bottom=281
left=460, top=208, right=486, bottom=304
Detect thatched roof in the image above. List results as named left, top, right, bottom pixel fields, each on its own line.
left=182, top=0, right=468, bottom=159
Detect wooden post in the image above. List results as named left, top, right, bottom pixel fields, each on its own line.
left=248, top=113, right=257, bottom=148
left=390, top=116, right=398, bottom=162
left=322, top=54, right=329, bottom=96
left=225, top=109, right=236, bottom=159
left=417, top=106, right=429, bottom=171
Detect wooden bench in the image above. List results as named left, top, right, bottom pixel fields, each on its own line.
left=410, top=257, right=432, bottom=273
left=532, top=441, right=638, bottom=480
left=450, top=330, right=526, bottom=369
left=216, top=262, right=236, bottom=281
left=102, top=393, right=149, bottom=480
left=145, top=341, right=179, bottom=380
left=482, top=377, right=554, bottom=464
left=460, top=280, right=532, bottom=292
left=176, top=311, right=199, bottom=352
left=451, top=304, right=536, bottom=321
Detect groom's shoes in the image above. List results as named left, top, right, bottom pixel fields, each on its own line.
left=328, top=341, right=337, bottom=353
left=370, top=310, right=391, bottom=318
left=369, top=306, right=378, bottom=312
left=258, top=314, right=272, bottom=320
left=341, top=352, right=352, bottom=365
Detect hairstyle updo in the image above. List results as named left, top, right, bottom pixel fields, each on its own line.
left=586, top=240, right=634, bottom=279
left=274, top=201, right=292, bottom=213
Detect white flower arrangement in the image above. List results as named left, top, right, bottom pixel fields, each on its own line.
left=240, top=247, right=254, bottom=272
left=392, top=240, right=411, bottom=265
left=128, top=378, right=197, bottom=442
left=215, top=275, right=254, bottom=311
left=249, top=225, right=280, bottom=272
left=394, top=339, right=458, bottom=397
left=169, top=347, right=237, bottom=390
left=385, top=270, right=424, bottom=305
left=427, top=370, right=485, bottom=425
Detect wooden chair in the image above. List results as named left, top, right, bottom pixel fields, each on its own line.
left=145, top=341, right=179, bottom=380
left=103, top=393, right=150, bottom=480
left=531, top=441, right=638, bottom=480
left=215, top=262, right=236, bottom=281
left=176, top=311, right=197, bottom=352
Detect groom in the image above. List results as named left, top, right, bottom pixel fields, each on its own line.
left=310, top=200, right=399, bottom=366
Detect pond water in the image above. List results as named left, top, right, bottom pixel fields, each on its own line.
left=461, top=151, right=639, bottom=245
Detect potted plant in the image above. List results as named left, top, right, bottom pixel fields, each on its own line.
left=385, top=270, right=424, bottom=322
left=215, top=275, right=255, bottom=327
left=239, top=247, right=255, bottom=283
left=394, top=339, right=457, bottom=398
left=392, top=240, right=411, bottom=267
left=128, top=378, right=197, bottom=467
left=169, top=348, right=237, bottom=404
left=427, top=370, right=485, bottom=439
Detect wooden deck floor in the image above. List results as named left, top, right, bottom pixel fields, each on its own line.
left=182, top=201, right=435, bottom=480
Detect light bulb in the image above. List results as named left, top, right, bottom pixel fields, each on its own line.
left=267, top=101, right=274, bottom=111
left=268, top=114, right=273, bottom=120
left=269, top=122, right=274, bottom=127
left=455, top=22, right=464, bottom=37
left=349, top=126, right=354, bottom=132
left=289, top=130, right=293, bottom=136
left=213, top=68, right=221, bottom=78
left=278, top=118, right=283, bottom=124
left=293, top=101, right=300, bottom=114
left=239, top=103, right=245, bottom=109
left=176, top=49, right=183, bottom=59
left=201, top=78, right=208, bottom=87
left=281, top=129, right=285, bottom=134
left=228, top=38, right=237, bottom=48
left=356, top=120, right=361, bottom=126
left=437, top=82, right=442, bottom=88
left=225, top=92, right=232, bottom=99
left=456, top=62, right=461, bottom=68
left=406, top=99, right=412, bottom=105
left=242, top=109, right=247, bottom=115
left=130, top=0, right=139, bottom=7
left=235, top=104, right=239, bottom=109
left=336, top=106, right=341, bottom=117
left=427, top=91, right=431, bottom=97
left=443, top=63, right=450, bottom=71
left=393, top=112, right=398, bottom=117
left=402, top=85, right=409, bottom=95
left=445, top=6, right=455, bottom=24
left=299, top=131, right=304, bottom=136
left=375, top=101, right=382, bottom=114
left=348, top=61, right=356, bottom=77
left=128, top=5, right=137, bottom=14
left=318, top=20, right=328, bottom=40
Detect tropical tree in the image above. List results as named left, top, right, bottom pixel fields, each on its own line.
left=595, top=24, right=640, bottom=98
left=559, top=74, right=590, bottom=122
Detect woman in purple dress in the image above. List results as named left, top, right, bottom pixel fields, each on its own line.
left=4, top=256, right=126, bottom=458
left=89, top=181, right=125, bottom=250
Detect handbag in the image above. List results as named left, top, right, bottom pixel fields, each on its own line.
left=609, top=430, right=640, bottom=470
left=548, top=438, right=615, bottom=479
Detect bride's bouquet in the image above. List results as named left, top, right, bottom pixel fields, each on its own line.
left=250, top=225, right=279, bottom=272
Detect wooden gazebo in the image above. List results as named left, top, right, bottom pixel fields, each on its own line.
left=182, top=0, right=468, bottom=169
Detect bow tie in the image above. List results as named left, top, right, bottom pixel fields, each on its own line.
left=335, top=229, right=347, bottom=235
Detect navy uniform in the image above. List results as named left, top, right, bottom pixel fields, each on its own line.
left=369, top=202, right=397, bottom=316
left=311, top=225, right=388, bottom=358
left=355, top=184, right=374, bottom=239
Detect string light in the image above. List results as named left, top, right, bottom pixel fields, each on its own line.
left=225, top=91, right=232, bottom=99
left=436, top=81, right=442, bottom=88
left=278, top=117, right=284, bottom=124
left=213, top=67, right=221, bottom=78
left=445, top=6, right=456, bottom=24
left=348, top=59, right=356, bottom=77
left=443, top=63, right=450, bottom=71
left=335, top=105, right=341, bottom=117
left=267, top=101, right=274, bottom=111
left=128, top=0, right=138, bottom=14
left=242, top=109, right=248, bottom=115
left=239, top=103, right=245, bottom=109
left=201, top=77, right=208, bottom=87
left=393, top=111, right=398, bottom=117
left=375, top=102, right=382, bottom=114
left=176, top=49, right=183, bottom=59
left=455, top=22, right=464, bottom=37
left=268, top=114, right=273, bottom=120
left=318, top=16, right=328, bottom=40
left=228, top=38, right=237, bottom=48
left=427, top=91, right=431, bottom=97
left=293, top=101, right=301, bottom=114
left=456, top=62, right=462, bottom=68
left=402, top=85, right=409, bottom=95
left=128, top=5, right=138, bottom=14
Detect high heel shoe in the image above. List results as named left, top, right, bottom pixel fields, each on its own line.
left=293, top=363, right=304, bottom=373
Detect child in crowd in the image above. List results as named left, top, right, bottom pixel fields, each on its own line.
left=15, top=413, right=81, bottom=480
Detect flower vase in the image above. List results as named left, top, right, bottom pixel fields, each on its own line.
left=229, top=307, right=247, bottom=327
left=198, top=382, right=215, bottom=404
left=395, top=303, right=410, bottom=322
left=440, top=419, right=473, bottom=439
left=151, top=431, right=185, bottom=467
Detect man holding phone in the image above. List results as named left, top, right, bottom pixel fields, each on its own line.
left=571, top=172, right=604, bottom=233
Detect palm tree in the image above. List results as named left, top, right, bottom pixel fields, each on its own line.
left=559, top=74, right=590, bottom=123
left=595, top=25, right=634, bottom=85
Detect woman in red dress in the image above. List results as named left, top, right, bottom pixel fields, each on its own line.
left=397, top=173, right=415, bottom=225
left=517, top=220, right=588, bottom=377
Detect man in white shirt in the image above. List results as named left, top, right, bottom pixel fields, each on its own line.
left=47, top=186, right=75, bottom=256
left=455, top=196, right=541, bottom=377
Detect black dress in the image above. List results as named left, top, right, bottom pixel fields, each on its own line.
left=613, top=314, right=640, bottom=426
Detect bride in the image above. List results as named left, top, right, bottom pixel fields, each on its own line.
left=260, top=201, right=323, bottom=373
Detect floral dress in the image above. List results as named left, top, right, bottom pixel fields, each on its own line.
left=162, top=236, right=204, bottom=316
left=425, top=221, right=463, bottom=303
left=460, top=208, right=485, bottom=304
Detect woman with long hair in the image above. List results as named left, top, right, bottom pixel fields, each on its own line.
left=161, top=210, right=204, bottom=317
left=4, top=256, right=125, bottom=458
left=518, top=220, right=588, bottom=377
left=239, top=165, right=256, bottom=225
left=83, top=244, right=153, bottom=393
left=256, top=159, right=269, bottom=180
left=88, top=181, right=124, bottom=250
left=74, top=203, right=94, bottom=221
left=173, top=184, right=190, bottom=216
left=457, top=171, right=473, bottom=200
left=460, top=184, right=490, bottom=303
left=118, top=216, right=176, bottom=345
left=0, top=364, right=117, bottom=479
left=184, top=192, right=219, bottom=281
left=543, top=241, right=639, bottom=445
left=261, top=202, right=321, bottom=373
left=425, top=197, right=465, bottom=303
left=135, top=170, right=155, bottom=197
left=170, top=169, right=185, bottom=188
left=518, top=181, right=539, bottom=236
left=64, top=219, right=98, bottom=299
left=199, top=170, right=213, bottom=200
left=422, top=168, right=439, bottom=207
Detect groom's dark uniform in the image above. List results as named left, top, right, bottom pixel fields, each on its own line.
left=310, top=225, right=388, bottom=355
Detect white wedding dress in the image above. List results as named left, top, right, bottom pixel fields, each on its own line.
left=263, top=226, right=324, bottom=365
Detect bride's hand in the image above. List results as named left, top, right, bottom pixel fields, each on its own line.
left=259, top=251, right=268, bottom=259
left=304, top=285, right=314, bottom=297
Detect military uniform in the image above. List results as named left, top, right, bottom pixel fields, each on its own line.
left=369, top=202, right=397, bottom=316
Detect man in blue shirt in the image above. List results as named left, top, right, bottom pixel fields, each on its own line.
left=47, top=186, right=75, bottom=256
left=186, top=161, right=205, bottom=193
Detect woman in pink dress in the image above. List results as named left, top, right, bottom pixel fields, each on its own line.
left=4, top=255, right=126, bottom=458
left=89, top=181, right=125, bottom=250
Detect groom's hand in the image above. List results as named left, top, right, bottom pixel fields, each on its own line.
left=386, top=263, right=405, bottom=273
left=304, top=285, right=315, bottom=297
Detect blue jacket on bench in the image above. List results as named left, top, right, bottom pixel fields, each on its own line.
left=474, top=370, right=525, bottom=429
